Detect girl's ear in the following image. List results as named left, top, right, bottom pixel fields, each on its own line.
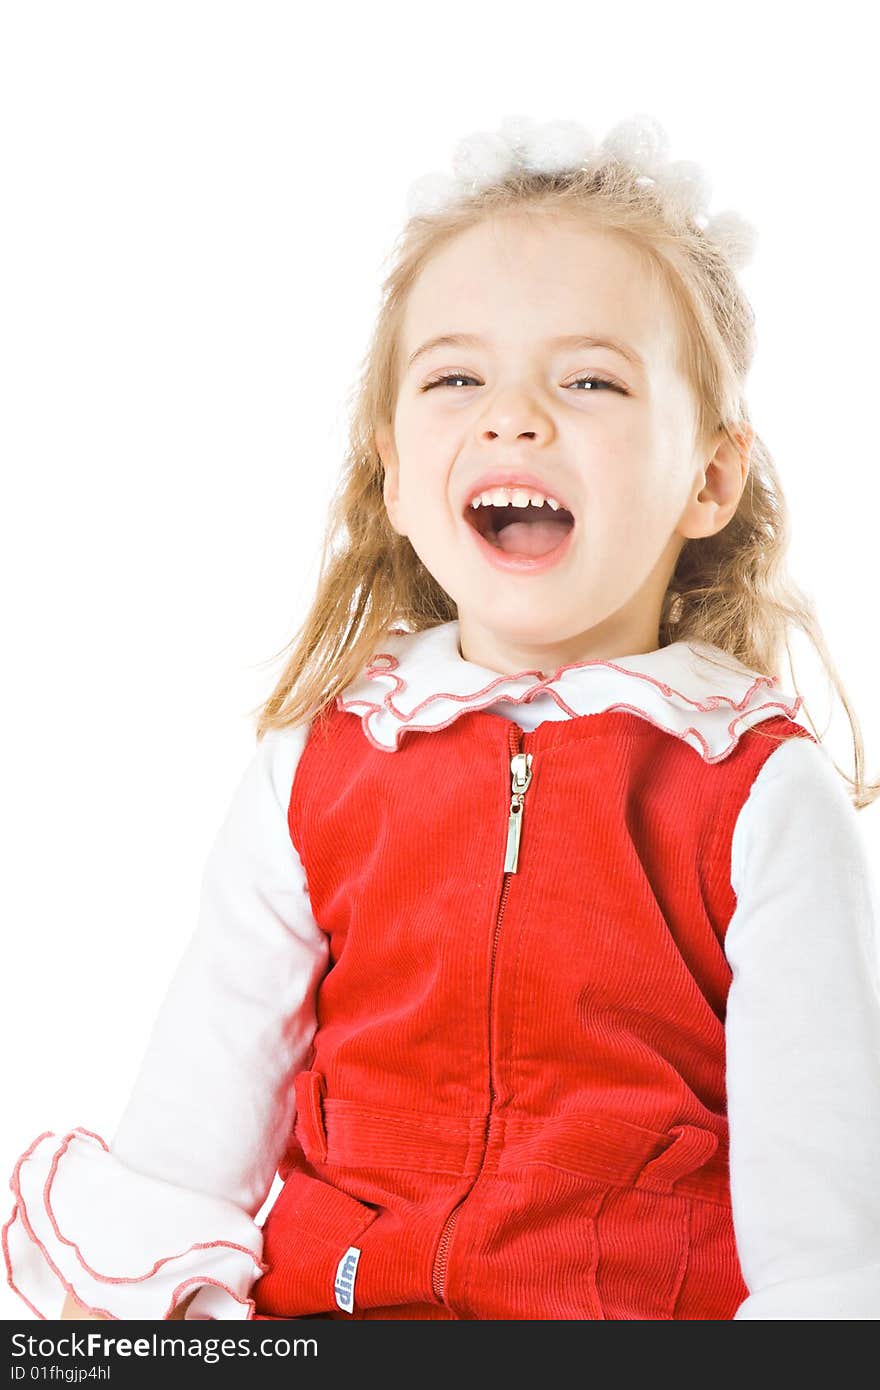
left=677, top=424, right=754, bottom=541
left=374, top=424, right=405, bottom=535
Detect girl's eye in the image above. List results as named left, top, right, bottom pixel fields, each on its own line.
left=420, top=373, right=480, bottom=391
left=567, top=375, right=626, bottom=393
left=420, top=373, right=627, bottom=394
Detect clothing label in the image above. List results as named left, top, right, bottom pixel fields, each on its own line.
left=334, top=1246, right=362, bottom=1313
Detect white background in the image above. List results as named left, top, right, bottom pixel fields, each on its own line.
left=2, top=0, right=878, bottom=1319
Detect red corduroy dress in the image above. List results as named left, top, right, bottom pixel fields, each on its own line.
left=250, top=700, right=815, bottom=1320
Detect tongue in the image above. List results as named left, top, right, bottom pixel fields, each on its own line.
left=493, top=517, right=572, bottom=556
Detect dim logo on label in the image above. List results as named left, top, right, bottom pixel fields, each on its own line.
left=334, top=1245, right=362, bottom=1313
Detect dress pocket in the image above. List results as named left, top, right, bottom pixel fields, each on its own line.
left=253, top=1163, right=379, bottom=1318
left=593, top=1184, right=693, bottom=1320
left=251, top=1068, right=381, bottom=1317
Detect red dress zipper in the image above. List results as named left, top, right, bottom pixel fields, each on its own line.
left=430, top=723, right=534, bottom=1304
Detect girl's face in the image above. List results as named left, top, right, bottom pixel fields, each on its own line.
left=376, top=213, right=749, bottom=674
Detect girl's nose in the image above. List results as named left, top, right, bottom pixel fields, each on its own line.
left=482, top=428, right=537, bottom=441
left=476, top=388, right=556, bottom=445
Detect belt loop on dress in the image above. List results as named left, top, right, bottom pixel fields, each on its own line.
left=634, top=1123, right=719, bottom=1195
left=293, top=1068, right=329, bottom=1163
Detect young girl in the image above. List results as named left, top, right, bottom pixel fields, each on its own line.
left=6, top=112, right=880, bottom=1323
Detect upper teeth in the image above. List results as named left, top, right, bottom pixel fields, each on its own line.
left=469, top=487, right=564, bottom=511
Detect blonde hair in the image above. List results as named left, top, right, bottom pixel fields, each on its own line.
left=251, top=158, right=878, bottom=809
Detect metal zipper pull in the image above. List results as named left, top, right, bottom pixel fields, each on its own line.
left=503, top=751, right=533, bottom=873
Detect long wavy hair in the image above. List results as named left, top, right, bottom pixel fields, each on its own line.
left=251, top=157, right=878, bottom=809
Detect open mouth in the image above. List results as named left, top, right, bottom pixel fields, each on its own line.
left=464, top=501, right=576, bottom=558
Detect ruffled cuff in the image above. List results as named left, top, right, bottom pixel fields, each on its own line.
left=733, top=1260, right=880, bottom=1319
left=3, top=1128, right=267, bottom=1320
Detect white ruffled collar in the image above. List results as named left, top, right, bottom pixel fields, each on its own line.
left=336, top=620, right=804, bottom=761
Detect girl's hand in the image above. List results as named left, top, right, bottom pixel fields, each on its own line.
left=59, top=1288, right=198, bottom=1320
left=60, top=1291, right=104, bottom=1320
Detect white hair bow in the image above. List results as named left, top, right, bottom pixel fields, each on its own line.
left=405, top=112, right=757, bottom=271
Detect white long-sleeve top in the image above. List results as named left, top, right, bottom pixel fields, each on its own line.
left=5, top=624, right=880, bottom=1320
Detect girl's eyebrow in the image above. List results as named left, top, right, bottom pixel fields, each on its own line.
left=406, top=332, right=645, bottom=371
